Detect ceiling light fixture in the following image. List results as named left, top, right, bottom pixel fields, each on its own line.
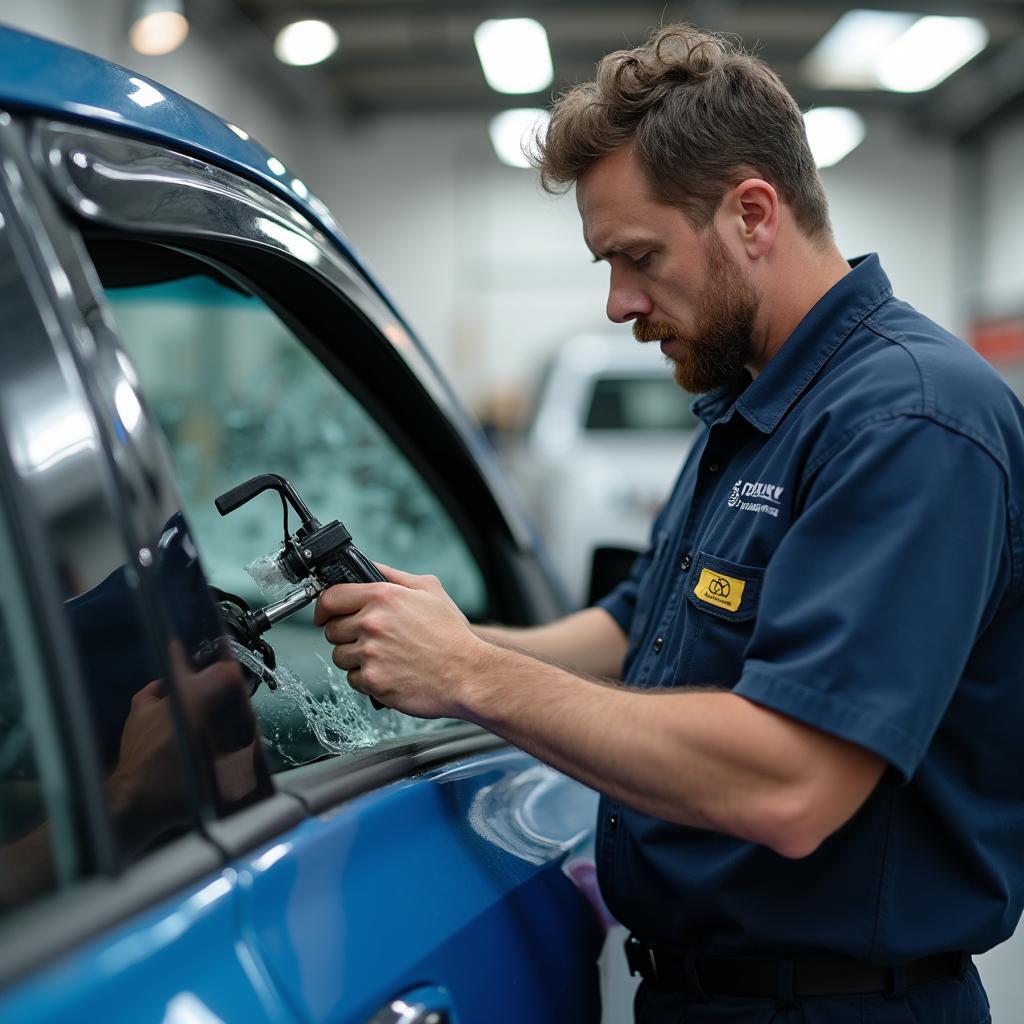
left=802, top=10, right=988, bottom=92
left=129, top=0, right=189, bottom=56
left=803, top=107, right=866, bottom=169
left=274, top=19, right=338, bottom=67
left=474, top=19, right=553, bottom=94
left=875, top=16, right=989, bottom=93
left=488, top=108, right=550, bottom=168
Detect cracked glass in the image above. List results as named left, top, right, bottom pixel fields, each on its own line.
left=105, top=272, right=486, bottom=770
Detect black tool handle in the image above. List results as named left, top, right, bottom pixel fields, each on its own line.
left=215, top=473, right=318, bottom=525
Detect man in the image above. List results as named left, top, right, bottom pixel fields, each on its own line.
left=315, top=24, right=1024, bottom=1022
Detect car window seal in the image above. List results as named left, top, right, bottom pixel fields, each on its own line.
left=276, top=725, right=508, bottom=815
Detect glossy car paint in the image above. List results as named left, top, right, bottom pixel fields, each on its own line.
left=3, top=753, right=602, bottom=1024
left=239, top=753, right=602, bottom=1023
left=0, top=865, right=295, bottom=1024
left=0, top=26, right=355, bottom=280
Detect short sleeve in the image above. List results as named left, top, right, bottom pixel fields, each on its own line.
left=735, top=416, right=1009, bottom=782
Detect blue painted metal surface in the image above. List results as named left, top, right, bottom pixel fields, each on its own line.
left=2, top=752, right=604, bottom=1023
left=0, top=869, right=296, bottom=1024
left=237, top=751, right=604, bottom=1023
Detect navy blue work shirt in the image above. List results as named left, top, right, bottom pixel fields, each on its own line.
left=597, top=254, right=1024, bottom=962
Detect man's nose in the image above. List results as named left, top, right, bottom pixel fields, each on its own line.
left=606, top=273, right=653, bottom=324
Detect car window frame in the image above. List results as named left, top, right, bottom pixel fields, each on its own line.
left=28, top=119, right=560, bottom=795
left=33, top=118, right=564, bottom=628
left=0, top=109, right=241, bottom=988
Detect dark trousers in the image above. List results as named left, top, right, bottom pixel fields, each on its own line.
left=634, top=963, right=991, bottom=1023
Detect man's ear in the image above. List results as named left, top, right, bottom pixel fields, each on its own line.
left=724, top=178, right=778, bottom=259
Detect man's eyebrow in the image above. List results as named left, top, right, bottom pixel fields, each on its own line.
left=589, top=239, right=654, bottom=263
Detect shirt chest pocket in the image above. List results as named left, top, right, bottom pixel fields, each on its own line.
left=680, top=551, right=765, bottom=686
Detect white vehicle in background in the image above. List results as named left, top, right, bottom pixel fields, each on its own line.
left=505, top=332, right=700, bottom=606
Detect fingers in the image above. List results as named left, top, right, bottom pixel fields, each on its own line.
left=132, top=678, right=167, bottom=705
left=322, top=612, right=361, bottom=645
left=314, top=582, right=389, bottom=624
left=374, top=563, right=442, bottom=593
left=330, top=642, right=361, bottom=672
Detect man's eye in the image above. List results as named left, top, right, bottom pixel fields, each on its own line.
left=632, top=253, right=653, bottom=270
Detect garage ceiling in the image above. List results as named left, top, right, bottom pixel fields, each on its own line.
left=221, top=0, right=1024, bottom=136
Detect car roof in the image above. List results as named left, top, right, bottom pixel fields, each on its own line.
left=0, top=24, right=397, bottom=316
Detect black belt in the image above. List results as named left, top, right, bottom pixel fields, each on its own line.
left=625, top=935, right=970, bottom=1001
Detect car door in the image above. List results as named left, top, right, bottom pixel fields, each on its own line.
left=0, top=111, right=297, bottom=1024
left=1, top=114, right=604, bottom=1023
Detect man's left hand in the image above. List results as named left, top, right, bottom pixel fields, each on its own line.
left=313, top=564, right=486, bottom=719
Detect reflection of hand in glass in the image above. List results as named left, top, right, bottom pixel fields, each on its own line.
left=168, top=643, right=264, bottom=809
left=0, top=645, right=264, bottom=912
left=108, top=644, right=262, bottom=852
left=106, top=678, right=181, bottom=826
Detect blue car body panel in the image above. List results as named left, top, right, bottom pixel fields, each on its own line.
left=238, top=752, right=602, bottom=1023
left=0, top=869, right=296, bottom=1024
left=0, top=25, right=402, bottom=346
left=3, top=753, right=603, bottom=1023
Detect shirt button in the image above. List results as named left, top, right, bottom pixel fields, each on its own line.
left=608, top=814, right=618, bottom=832
left=708, top=462, right=720, bottom=473
left=652, top=636, right=664, bottom=653
left=680, top=553, right=692, bottom=571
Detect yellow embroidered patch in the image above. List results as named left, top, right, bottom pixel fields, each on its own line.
left=693, top=568, right=746, bottom=613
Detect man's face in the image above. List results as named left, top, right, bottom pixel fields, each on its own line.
left=577, top=146, right=760, bottom=393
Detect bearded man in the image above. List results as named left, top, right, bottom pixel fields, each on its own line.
left=316, top=24, right=1024, bottom=1023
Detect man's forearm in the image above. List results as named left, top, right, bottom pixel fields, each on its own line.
left=473, top=606, right=628, bottom=679
left=455, top=643, right=884, bottom=859
left=315, top=572, right=885, bottom=859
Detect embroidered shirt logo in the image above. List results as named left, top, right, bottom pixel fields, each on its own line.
left=694, top=568, right=746, bottom=612
left=726, top=479, right=784, bottom=518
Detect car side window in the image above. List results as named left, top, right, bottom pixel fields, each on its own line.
left=105, top=272, right=487, bottom=769
left=0, top=503, right=80, bottom=916
left=586, top=376, right=699, bottom=431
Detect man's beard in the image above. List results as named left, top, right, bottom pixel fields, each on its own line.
left=633, top=232, right=759, bottom=394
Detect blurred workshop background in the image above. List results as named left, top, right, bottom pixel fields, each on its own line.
left=2, top=1, right=1022, bottom=1016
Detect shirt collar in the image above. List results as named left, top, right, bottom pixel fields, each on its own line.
left=691, top=254, right=893, bottom=432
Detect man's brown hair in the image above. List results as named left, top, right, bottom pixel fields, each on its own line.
left=535, top=24, right=831, bottom=241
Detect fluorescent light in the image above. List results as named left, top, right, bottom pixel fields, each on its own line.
left=803, top=107, right=865, bottom=169
left=474, top=19, right=553, bottom=94
left=802, top=10, right=988, bottom=92
left=274, top=19, right=338, bottom=67
left=875, top=16, right=989, bottom=93
left=488, top=108, right=550, bottom=168
left=129, top=0, right=189, bottom=56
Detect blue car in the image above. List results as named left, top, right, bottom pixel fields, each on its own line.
left=0, top=25, right=605, bottom=1024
